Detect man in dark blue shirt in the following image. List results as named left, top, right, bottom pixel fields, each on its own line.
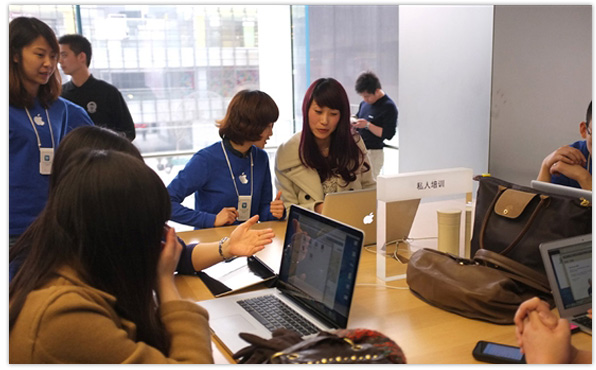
left=537, top=101, right=592, bottom=190
left=352, top=71, right=398, bottom=179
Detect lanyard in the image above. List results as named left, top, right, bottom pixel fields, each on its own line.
left=221, top=140, right=253, bottom=198
left=25, top=107, right=55, bottom=149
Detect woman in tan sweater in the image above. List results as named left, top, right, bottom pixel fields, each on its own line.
left=9, top=149, right=214, bottom=363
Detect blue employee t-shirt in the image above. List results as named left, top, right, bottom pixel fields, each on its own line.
left=550, top=140, right=591, bottom=189
left=9, top=98, right=94, bottom=235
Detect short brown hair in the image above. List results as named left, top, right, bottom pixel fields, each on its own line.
left=217, top=90, right=279, bottom=144
left=9, top=17, right=61, bottom=108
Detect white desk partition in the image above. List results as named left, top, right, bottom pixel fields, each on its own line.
left=376, top=167, right=474, bottom=281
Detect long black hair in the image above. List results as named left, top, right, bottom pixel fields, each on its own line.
left=10, top=126, right=144, bottom=282
left=9, top=16, right=61, bottom=108
left=49, top=126, right=142, bottom=191
left=299, top=78, right=369, bottom=184
left=9, top=149, right=172, bottom=353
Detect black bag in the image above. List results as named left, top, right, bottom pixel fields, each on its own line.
left=470, top=175, right=591, bottom=275
left=406, top=248, right=553, bottom=324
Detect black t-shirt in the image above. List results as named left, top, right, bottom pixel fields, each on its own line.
left=356, top=94, right=398, bottom=149
left=62, top=75, right=136, bottom=140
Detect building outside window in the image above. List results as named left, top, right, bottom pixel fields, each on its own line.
left=9, top=4, right=399, bottom=230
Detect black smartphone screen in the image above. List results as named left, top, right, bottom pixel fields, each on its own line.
left=473, top=341, right=526, bottom=364
left=483, top=342, right=524, bottom=361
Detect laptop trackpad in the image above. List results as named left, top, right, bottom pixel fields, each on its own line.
left=211, top=315, right=261, bottom=353
left=212, top=314, right=258, bottom=334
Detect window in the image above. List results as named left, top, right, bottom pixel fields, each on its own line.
left=10, top=4, right=400, bottom=230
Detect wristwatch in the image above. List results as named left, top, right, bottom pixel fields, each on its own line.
left=366, top=121, right=371, bottom=129
left=218, top=237, right=235, bottom=262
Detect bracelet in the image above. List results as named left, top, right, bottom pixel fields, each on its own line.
left=218, top=237, right=234, bottom=262
left=366, top=121, right=370, bottom=129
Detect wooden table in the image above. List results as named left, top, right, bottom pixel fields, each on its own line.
left=175, top=220, right=592, bottom=364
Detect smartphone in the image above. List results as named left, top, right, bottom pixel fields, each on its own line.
left=472, top=341, right=526, bottom=364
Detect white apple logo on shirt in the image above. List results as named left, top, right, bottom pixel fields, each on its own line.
left=34, top=114, right=45, bottom=126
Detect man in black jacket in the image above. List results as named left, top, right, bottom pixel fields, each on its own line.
left=59, top=34, right=136, bottom=141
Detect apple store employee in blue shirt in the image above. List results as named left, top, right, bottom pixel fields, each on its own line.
left=9, top=16, right=94, bottom=245
left=167, top=90, right=285, bottom=229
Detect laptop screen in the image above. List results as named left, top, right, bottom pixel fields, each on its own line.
left=278, top=205, right=364, bottom=328
left=531, top=180, right=592, bottom=202
left=545, top=240, right=592, bottom=310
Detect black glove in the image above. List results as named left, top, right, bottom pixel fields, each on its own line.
left=232, top=328, right=303, bottom=364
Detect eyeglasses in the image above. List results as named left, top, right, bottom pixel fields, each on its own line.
left=587, top=125, right=592, bottom=136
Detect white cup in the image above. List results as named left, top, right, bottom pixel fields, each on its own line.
left=437, top=208, right=462, bottom=256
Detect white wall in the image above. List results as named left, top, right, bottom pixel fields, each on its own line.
left=397, top=6, right=493, bottom=177
left=258, top=5, right=295, bottom=142
left=489, top=5, right=592, bottom=185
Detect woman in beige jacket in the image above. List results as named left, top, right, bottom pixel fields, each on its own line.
left=9, top=149, right=214, bottom=363
left=275, top=78, right=375, bottom=213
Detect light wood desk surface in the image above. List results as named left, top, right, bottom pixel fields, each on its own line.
left=175, top=220, right=592, bottom=364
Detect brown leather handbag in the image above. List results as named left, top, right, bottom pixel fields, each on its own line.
left=406, top=248, right=553, bottom=324
left=470, top=175, right=591, bottom=276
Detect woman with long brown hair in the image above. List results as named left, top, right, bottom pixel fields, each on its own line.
left=10, top=149, right=213, bottom=363
left=275, top=78, right=375, bottom=213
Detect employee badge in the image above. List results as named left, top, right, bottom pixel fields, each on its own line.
left=237, top=195, right=252, bottom=221
left=39, top=147, right=54, bottom=175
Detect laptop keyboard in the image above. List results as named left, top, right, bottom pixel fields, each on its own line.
left=237, top=295, right=320, bottom=336
left=574, top=315, right=592, bottom=329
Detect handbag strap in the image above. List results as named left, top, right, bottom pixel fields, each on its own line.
left=474, top=249, right=550, bottom=293
left=478, top=184, right=550, bottom=255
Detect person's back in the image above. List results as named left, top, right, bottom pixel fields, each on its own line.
left=9, top=149, right=213, bottom=363
left=10, top=264, right=212, bottom=363
left=9, top=126, right=143, bottom=282
left=59, top=34, right=136, bottom=140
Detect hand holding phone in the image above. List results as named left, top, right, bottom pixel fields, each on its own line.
left=472, top=341, right=526, bottom=364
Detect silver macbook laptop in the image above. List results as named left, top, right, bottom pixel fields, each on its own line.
left=531, top=180, right=592, bottom=202
left=198, top=205, right=365, bottom=355
left=539, top=234, right=592, bottom=335
left=321, top=188, right=420, bottom=246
